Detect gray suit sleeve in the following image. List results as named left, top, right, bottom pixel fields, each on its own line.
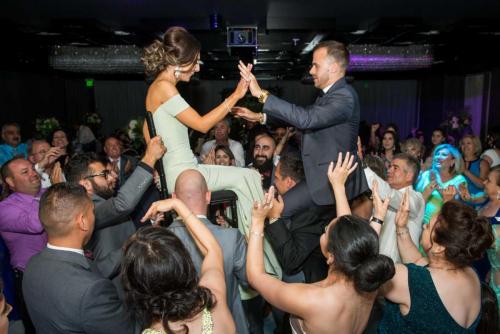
left=264, top=89, right=354, bottom=130
left=80, top=278, right=137, bottom=334
left=94, top=165, right=153, bottom=229
left=232, top=231, right=249, bottom=288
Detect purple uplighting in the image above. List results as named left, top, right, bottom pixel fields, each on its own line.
left=348, top=54, right=434, bottom=71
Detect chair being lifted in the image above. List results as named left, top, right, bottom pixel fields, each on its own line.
left=145, top=112, right=239, bottom=228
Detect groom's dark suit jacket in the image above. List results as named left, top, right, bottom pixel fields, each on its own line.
left=264, top=77, right=368, bottom=205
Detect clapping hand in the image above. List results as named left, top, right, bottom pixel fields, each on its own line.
left=202, top=146, right=216, bottom=165
left=395, top=188, right=411, bottom=228
left=458, top=182, right=471, bottom=202
left=49, top=162, right=64, bottom=184
left=372, top=180, right=391, bottom=221
left=438, top=185, right=457, bottom=203
left=327, top=152, right=358, bottom=189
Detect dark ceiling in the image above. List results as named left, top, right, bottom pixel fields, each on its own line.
left=2, top=0, right=500, bottom=79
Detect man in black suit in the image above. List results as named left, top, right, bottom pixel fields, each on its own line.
left=236, top=40, right=368, bottom=218
left=265, top=153, right=335, bottom=283
left=103, top=136, right=138, bottom=187
left=22, top=183, right=137, bottom=334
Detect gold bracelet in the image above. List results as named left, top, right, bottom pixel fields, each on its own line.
left=250, top=230, right=264, bottom=238
left=258, top=89, right=270, bottom=104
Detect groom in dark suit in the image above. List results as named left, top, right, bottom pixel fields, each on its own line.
left=236, top=40, right=368, bottom=217
left=22, top=183, right=137, bottom=334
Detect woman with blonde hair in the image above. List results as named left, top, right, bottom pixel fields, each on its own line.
left=416, top=143, right=468, bottom=224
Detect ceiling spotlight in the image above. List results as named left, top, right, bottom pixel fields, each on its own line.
left=351, top=30, right=367, bottom=35
left=301, top=34, right=326, bottom=54
left=37, top=32, right=61, bottom=36
left=114, top=30, right=131, bottom=36
left=419, top=30, right=439, bottom=36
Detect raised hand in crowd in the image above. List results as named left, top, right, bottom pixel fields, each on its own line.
left=38, top=146, right=65, bottom=170
left=458, top=182, right=471, bottom=201
left=422, top=170, right=438, bottom=201
left=49, top=162, right=64, bottom=184
left=327, top=152, right=358, bottom=217
left=394, top=188, right=426, bottom=265
left=274, top=127, right=296, bottom=157
left=201, top=146, right=216, bottom=165
left=370, top=180, right=391, bottom=235
left=357, top=136, right=364, bottom=160
left=438, top=185, right=457, bottom=203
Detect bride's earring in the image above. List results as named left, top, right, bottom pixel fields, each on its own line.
left=174, top=66, right=181, bottom=79
left=497, top=191, right=500, bottom=200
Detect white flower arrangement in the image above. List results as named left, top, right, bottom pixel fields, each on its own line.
left=84, top=113, right=102, bottom=127
left=35, top=117, right=60, bottom=139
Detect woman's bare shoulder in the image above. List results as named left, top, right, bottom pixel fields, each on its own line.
left=146, top=79, right=179, bottom=112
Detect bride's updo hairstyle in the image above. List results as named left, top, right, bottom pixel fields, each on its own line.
left=142, top=26, right=201, bottom=77
left=328, top=215, right=395, bottom=293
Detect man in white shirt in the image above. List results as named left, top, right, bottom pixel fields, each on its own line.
left=364, top=153, right=425, bottom=263
left=200, top=118, right=245, bottom=167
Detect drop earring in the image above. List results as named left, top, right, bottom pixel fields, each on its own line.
left=174, top=66, right=180, bottom=79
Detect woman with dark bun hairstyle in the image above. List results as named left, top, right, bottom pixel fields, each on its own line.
left=247, top=152, right=395, bottom=334
left=142, top=27, right=282, bottom=283
left=122, top=198, right=235, bottom=334
left=378, top=189, right=496, bottom=333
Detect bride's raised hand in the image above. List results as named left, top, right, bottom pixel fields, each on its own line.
left=238, top=61, right=262, bottom=98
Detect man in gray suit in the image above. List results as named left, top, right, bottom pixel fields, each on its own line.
left=65, top=136, right=165, bottom=280
left=23, top=183, right=137, bottom=334
left=168, top=169, right=249, bottom=334
left=236, top=40, right=368, bottom=218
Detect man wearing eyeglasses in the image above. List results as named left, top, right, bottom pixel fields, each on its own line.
left=64, top=136, right=166, bottom=281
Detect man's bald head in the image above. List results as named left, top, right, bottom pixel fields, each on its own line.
left=173, top=169, right=210, bottom=215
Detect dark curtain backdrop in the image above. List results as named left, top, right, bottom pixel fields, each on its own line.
left=0, top=71, right=92, bottom=139
left=94, top=80, right=148, bottom=136
left=352, top=79, right=418, bottom=139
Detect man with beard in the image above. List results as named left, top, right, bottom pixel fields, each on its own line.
left=248, top=134, right=276, bottom=189
left=64, top=136, right=165, bottom=281
left=236, top=41, right=368, bottom=219
left=0, top=123, right=28, bottom=167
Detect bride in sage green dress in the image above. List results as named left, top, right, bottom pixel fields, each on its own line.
left=142, top=27, right=282, bottom=287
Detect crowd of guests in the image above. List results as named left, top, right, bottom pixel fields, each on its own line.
left=0, top=112, right=498, bottom=333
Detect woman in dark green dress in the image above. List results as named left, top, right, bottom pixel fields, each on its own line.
left=378, top=192, right=496, bottom=333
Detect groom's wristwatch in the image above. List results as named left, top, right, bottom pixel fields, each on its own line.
left=258, top=89, right=270, bottom=104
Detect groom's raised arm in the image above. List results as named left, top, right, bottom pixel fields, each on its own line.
left=263, top=89, right=354, bottom=130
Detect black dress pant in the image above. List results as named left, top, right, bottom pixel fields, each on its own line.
left=13, top=269, right=36, bottom=334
